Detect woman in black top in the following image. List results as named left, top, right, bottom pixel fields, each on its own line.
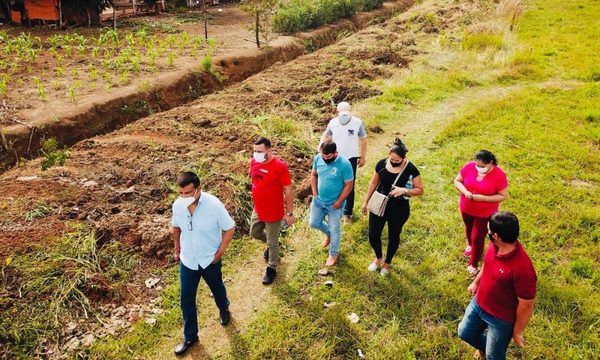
left=361, top=138, right=424, bottom=276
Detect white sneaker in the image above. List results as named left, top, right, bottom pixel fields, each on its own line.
left=467, top=265, right=478, bottom=276
left=368, top=261, right=379, bottom=272
left=380, top=267, right=389, bottom=276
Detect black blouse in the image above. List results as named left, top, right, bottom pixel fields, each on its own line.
left=375, top=158, right=421, bottom=207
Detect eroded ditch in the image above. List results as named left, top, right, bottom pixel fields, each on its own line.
left=0, top=1, right=413, bottom=172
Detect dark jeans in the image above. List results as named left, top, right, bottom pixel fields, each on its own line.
left=344, top=157, right=359, bottom=216
left=180, top=261, right=229, bottom=341
left=368, top=204, right=410, bottom=264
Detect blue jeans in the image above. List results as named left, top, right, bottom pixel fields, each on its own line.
left=309, top=197, right=343, bottom=256
left=458, top=297, right=514, bottom=360
left=180, top=261, right=230, bottom=341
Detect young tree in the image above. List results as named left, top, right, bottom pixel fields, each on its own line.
left=240, top=0, right=278, bottom=48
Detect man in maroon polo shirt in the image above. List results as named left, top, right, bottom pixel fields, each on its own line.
left=458, top=211, right=537, bottom=360
left=249, top=137, right=294, bottom=285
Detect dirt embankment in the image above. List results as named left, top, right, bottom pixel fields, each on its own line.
left=0, top=1, right=413, bottom=172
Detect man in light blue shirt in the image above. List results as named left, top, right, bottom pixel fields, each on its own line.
left=309, top=141, right=354, bottom=274
left=171, top=171, right=235, bottom=355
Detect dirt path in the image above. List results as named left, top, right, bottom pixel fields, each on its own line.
left=146, top=72, right=585, bottom=358
left=144, top=86, right=517, bottom=359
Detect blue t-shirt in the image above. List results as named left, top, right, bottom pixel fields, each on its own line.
left=312, top=154, right=354, bottom=204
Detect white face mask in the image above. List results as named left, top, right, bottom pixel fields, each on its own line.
left=178, top=195, right=196, bottom=208
left=178, top=188, right=199, bottom=206
left=253, top=152, right=266, bottom=163
left=476, top=165, right=489, bottom=174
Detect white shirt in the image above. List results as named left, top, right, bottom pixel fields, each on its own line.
left=171, top=192, right=235, bottom=270
left=324, top=115, right=367, bottom=158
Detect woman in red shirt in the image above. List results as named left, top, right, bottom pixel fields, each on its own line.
left=454, top=150, right=508, bottom=276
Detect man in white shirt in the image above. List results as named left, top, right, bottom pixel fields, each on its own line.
left=171, top=172, right=236, bottom=355
left=319, top=101, right=368, bottom=223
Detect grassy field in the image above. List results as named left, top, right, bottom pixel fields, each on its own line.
left=4, top=0, right=596, bottom=358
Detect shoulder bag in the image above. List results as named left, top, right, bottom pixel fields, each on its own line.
left=366, top=160, right=410, bottom=217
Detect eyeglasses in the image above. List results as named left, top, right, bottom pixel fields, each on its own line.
left=187, top=215, right=193, bottom=231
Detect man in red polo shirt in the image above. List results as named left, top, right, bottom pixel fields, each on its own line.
left=458, top=211, right=537, bottom=360
left=249, top=137, right=294, bottom=285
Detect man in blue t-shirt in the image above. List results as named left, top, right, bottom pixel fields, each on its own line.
left=309, top=141, right=354, bottom=274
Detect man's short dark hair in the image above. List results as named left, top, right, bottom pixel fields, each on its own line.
left=489, top=211, right=519, bottom=244
left=255, top=136, right=272, bottom=148
left=320, top=141, right=337, bottom=155
left=177, top=171, right=200, bottom=188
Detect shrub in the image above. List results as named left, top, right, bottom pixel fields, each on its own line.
left=272, top=0, right=384, bottom=33
left=40, top=138, right=70, bottom=170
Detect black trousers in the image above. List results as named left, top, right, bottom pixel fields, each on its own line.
left=368, top=204, right=410, bottom=264
left=344, top=157, right=359, bottom=216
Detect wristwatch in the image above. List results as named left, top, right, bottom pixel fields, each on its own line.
left=286, top=212, right=294, bottom=217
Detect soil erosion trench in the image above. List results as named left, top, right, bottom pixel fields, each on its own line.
left=0, top=1, right=413, bottom=173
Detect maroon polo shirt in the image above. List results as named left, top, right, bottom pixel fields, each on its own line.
left=476, top=241, right=537, bottom=323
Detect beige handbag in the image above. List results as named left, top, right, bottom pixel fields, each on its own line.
left=367, top=161, right=409, bottom=217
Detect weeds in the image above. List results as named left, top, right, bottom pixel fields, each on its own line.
left=272, top=0, right=385, bottom=33
left=201, top=54, right=213, bottom=73
left=462, top=29, right=504, bottom=51
left=0, top=224, right=139, bottom=358
left=40, top=138, right=70, bottom=170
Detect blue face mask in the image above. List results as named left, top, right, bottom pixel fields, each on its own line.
left=339, top=114, right=351, bottom=124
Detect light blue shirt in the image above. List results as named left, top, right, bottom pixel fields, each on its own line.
left=312, top=154, right=354, bottom=204
left=171, top=192, right=235, bottom=270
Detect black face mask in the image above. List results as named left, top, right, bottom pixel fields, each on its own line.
left=323, top=156, right=337, bottom=164
left=390, top=159, right=403, bottom=167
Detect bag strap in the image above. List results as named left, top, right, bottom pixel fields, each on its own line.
left=374, top=159, right=410, bottom=196
left=391, top=160, right=410, bottom=188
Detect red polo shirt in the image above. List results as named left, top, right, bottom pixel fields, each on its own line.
left=250, top=157, right=292, bottom=222
left=476, top=242, right=537, bottom=323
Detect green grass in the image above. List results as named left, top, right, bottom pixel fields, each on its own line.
left=515, top=0, right=600, bottom=80
left=462, top=31, right=504, bottom=51
left=0, top=224, right=140, bottom=358
left=227, top=0, right=600, bottom=358
left=272, top=0, right=385, bottom=33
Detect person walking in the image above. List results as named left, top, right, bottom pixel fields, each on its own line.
left=171, top=171, right=236, bottom=355
left=454, top=150, right=508, bottom=276
left=361, top=138, right=423, bottom=276
left=249, top=137, right=294, bottom=285
left=320, top=101, right=368, bottom=224
left=458, top=211, right=537, bottom=360
left=309, top=141, right=354, bottom=275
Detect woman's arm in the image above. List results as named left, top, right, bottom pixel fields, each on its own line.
left=392, top=175, right=424, bottom=197
left=472, top=187, right=508, bottom=203
left=361, top=172, right=380, bottom=214
left=454, top=173, right=473, bottom=199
